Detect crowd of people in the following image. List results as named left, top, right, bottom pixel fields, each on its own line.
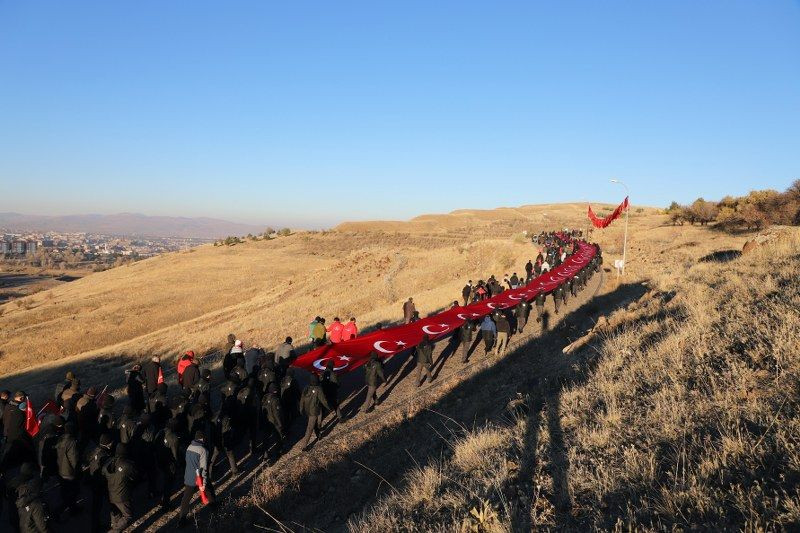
left=0, top=229, right=600, bottom=533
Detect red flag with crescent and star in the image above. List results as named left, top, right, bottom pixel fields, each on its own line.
left=292, top=241, right=598, bottom=375
left=587, top=197, right=629, bottom=229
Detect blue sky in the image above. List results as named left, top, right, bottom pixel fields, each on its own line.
left=1, top=1, right=798, bottom=228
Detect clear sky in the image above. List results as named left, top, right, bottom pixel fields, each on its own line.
left=1, top=1, right=798, bottom=228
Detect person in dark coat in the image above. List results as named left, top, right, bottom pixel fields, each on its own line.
left=126, top=364, right=146, bottom=414
left=258, top=357, right=278, bottom=395
left=97, top=395, right=116, bottom=442
left=320, top=360, right=343, bottom=422
left=534, top=292, right=546, bottom=322
left=35, top=415, right=62, bottom=483
left=515, top=300, right=530, bottom=334
left=222, top=335, right=239, bottom=379
left=236, top=378, right=260, bottom=456
left=415, top=335, right=434, bottom=386
left=181, top=358, right=201, bottom=393
left=230, top=358, right=249, bottom=385
left=194, top=369, right=212, bottom=405
left=117, top=406, right=140, bottom=445
left=553, top=286, right=564, bottom=315
left=13, top=462, right=49, bottom=533
left=260, top=383, right=284, bottom=460
left=2, top=391, right=35, bottom=471
left=148, top=384, right=170, bottom=430
left=85, top=434, right=113, bottom=533
left=525, top=260, right=533, bottom=279
left=76, top=387, right=99, bottom=447
left=0, top=389, right=9, bottom=438
left=54, top=371, right=76, bottom=407
left=361, top=352, right=385, bottom=413
left=298, top=374, right=331, bottom=451
left=211, top=397, right=238, bottom=477
left=459, top=319, right=476, bottom=363
left=55, top=421, right=81, bottom=517
left=141, top=356, right=163, bottom=397
left=156, top=419, right=183, bottom=509
left=461, top=282, right=472, bottom=307
left=279, top=369, right=300, bottom=425
left=103, top=443, right=138, bottom=533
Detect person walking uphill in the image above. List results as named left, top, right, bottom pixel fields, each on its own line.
left=361, top=352, right=385, bottom=413
left=493, top=312, right=510, bottom=357
left=459, top=319, right=476, bottom=363
left=462, top=281, right=472, bottom=307
left=403, top=298, right=416, bottom=324
left=480, top=315, right=497, bottom=354
left=298, top=374, right=331, bottom=451
left=103, top=443, right=138, bottom=533
left=327, top=318, right=344, bottom=344
left=141, top=356, right=163, bottom=398
left=177, top=431, right=216, bottom=528
left=342, top=317, right=358, bottom=341
left=415, top=335, right=434, bottom=386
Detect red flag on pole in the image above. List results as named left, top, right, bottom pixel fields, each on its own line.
left=25, top=398, right=40, bottom=437
left=195, top=470, right=210, bottom=504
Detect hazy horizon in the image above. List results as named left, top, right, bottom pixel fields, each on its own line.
left=2, top=1, right=798, bottom=227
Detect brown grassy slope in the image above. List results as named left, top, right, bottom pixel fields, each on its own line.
left=348, top=230, right=800, bottom=532
left=0, top=203, right=658, bottom=399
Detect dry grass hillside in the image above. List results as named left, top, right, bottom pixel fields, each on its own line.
left=0, top=202, right=654, bottom=399
left=347, top=229, right=800, bottom=532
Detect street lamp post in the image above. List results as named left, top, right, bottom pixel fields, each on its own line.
left=610, top=179, right=630, bottom=275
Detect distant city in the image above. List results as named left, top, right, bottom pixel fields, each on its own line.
left=1, top=229, right=209, bottom=269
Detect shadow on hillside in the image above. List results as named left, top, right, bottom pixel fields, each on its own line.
left=699, top=249, right=742, bottom=263
left=244, top=281, right=647, bottom=532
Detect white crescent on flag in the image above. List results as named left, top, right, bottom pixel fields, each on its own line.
left=422, top=323, right=450, bottom=335
left=373, top=340, right=406, bottom=354
left=312, top=355, right=352, bottom=371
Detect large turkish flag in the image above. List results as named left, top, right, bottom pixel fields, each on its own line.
left=292, top=241, right=597, bottom=374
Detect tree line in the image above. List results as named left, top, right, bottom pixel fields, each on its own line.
left=666, top=180, right=800, bottom=230
left=214, top=227, right=292, bottom=247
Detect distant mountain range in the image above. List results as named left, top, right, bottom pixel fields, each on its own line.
left=0, top=212, right=269, bottom=239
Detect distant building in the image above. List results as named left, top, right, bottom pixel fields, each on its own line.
left=26, top=241, right=37, bottom=255
left=0, top=241, right=8, bottom=254
left=11, top=241, right=26, bottom=254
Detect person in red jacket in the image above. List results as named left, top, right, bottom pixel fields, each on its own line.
left=342, top=317, right=358, bottom=341
left=177, top=351, right=195, bottom=385
left=326, top=317, right=344, bottom=344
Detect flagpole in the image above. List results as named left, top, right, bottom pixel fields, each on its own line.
left=610, top=179, right=630, bottom=275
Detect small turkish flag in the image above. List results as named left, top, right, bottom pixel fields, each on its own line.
left=195, top=470, right=210, bottom=505
left=25, top=398, right=40, bottom=437
left=157, top=367, right=164, bottom=385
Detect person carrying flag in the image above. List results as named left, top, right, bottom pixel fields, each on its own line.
left=1, top=392, right=35, bottom=471
left=177, top=430, right=215, bottom=527
left=142, top=356, right=164, bottom=398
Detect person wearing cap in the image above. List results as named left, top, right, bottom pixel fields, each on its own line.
left=103, top=443, right=137, bottom=532
left=55, top=421, right=81, bottom=517
left=54, top=371, right=76, bottom=407
left=361, top=352, right=385, bottom=413
left=86, top=433, right=113, bottom=533
left=142, top=356, right=163, bottom=397
left=403, top=298, right=416, bottom=324
left=178, top=431, right=215, bottom=527
left=1, top=391, right=34, bottom=471
left=126, top=364, right=146, bottom=414
left=342, top=317, right=358, bottom=341
left=117, top=406, right=140, bottom=445
left=13, top=462, right=49, bottom=533
left=298, top=374, right=331, bottom=451
left=260, top=383, right=284, bottom=460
